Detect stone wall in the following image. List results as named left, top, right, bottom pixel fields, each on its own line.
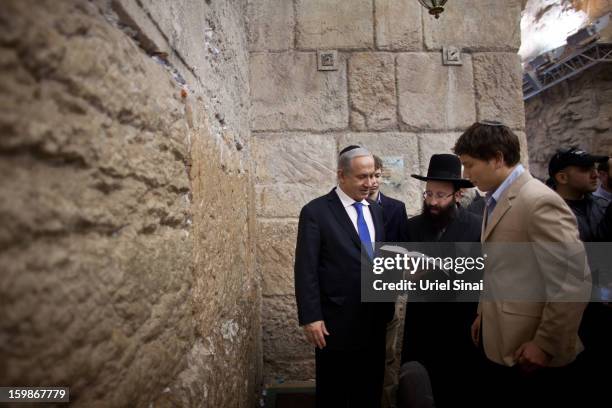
left=525, top=63, right=612, bottom=180
left=248, top=0, right=527, bottom=386
left=0, top=1, right=259, bottom=407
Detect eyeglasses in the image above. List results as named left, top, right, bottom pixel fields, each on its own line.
left=423, top=191, right=454, bottom=200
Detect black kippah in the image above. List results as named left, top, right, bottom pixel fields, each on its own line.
left=339, top=145, right=362, bottom=156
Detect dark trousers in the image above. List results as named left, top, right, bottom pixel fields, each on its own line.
left=315, top=339, right=386, bottom=408
left=573, top=302, right=612, bottom=406
left=478, top=347, right=577, bottom=408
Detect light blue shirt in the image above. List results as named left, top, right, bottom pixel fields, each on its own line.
left=485, top=164, right=525, bottom=219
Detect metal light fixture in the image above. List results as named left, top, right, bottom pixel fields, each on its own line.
left=418, top=0, right=447, bottom=19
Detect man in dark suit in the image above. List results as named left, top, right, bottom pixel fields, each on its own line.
left=368, top=154, right=409, bottom=408
left=295, top=145, right=393, bottom=407
left=400, top=154, right=483, bottom=408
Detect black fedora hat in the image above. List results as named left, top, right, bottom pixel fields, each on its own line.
left=411, top=154, right=474, bottom=188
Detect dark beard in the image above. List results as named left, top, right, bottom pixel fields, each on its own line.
left=422, top=200, right=458, bottom=231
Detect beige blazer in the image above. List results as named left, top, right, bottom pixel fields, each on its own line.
left=479, top=171, right=590, bottom=367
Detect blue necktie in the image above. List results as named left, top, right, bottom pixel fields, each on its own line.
left=353, top=202, right=373, bottom=259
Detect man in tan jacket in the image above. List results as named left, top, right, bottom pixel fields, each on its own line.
left=454, top=121, right=590, bottom=406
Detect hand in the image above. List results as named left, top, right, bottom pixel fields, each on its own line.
left=302, top=320, right=329, bottom=349
left=514, top=341, right=552, bottom=373
left=471, top=314, right=481, bottom=347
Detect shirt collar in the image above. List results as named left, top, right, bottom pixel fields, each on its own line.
left=594, top=185, right=612, bottom=201
left=375, top=192, right=382, bottom=205
left=336, top=186, right=370, bottom=208
left=486, top=164, right=525, bottom=206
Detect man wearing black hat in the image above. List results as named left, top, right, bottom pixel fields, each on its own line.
left=548, top=147, right=612, bottom=407
left=399, top=154, right=483, bottom=408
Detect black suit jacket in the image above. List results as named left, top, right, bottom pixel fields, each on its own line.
left=294, top=188, right=393, bottom=350
left=378, top=192, right=409, bottom=242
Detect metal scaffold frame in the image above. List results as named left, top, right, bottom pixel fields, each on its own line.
left=523, top=42, right=612, bottom=100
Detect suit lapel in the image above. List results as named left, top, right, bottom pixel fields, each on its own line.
left=327, top=189, right=362, bottom=250
left=482, top=172, right=532, bottom=241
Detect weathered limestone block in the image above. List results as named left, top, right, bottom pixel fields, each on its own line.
left=253, top=133, right=336, bottom=217
left=253, top=133, right=336, bottom=184
left=247, top=0, right=294, bottom=51
left=257, top=221, right=298, bottom=296
left=375, top=0, right=422, bottom=50
left=424, top=0, right=522, bottom=51
left=0, top=2, right=196, bottom=406
left=349, top=53, right=397, bottom=131
left=337, top=133, right=422, bottom=216
left=262, top=296, right=313, bottom=362
left=296, top=0, right=373, bottom=49
left=473, top=53, right=525, bottom=129
left=397, top=53, right=475, bottom=131
left=250, top=52, right=348, bottom=131
left=264, top=359, right=316, bottom=385
left=418, top=133, right=461, bottom=176
left=0, top=1, right=259, bottom=407
left=256, top=183, right=335, bottom=219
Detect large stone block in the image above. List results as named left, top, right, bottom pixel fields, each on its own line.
left=253, top=132, right=337, bottom=218
left=0, top=1, right=259, bottom=407
left=349, top=53, right=397, bottom=131
left=256, top=221, right=298, bottom=296
left=255, top=183, right=333, bottom=219
left=247, top=0, right=294, bottom=51
left=262, top=296, right=313, bottom=363
left=264, top=359, right=316, bottom=385
left=423, top=0, right=522, bottom=51
left=418, top=133, right=461, bottom=176
left=253, top=133, right=336, bottom=184
left=375, top=0, right=422, bottom=50
left=473, top=53, right=525, bottom=129
left=397, top=53, right=476, bottom=131
left=296, top=0, right=373, bottom=49
left=337, top=133, right=422, bottom=216
left=250, top=52, right=348, bottom=131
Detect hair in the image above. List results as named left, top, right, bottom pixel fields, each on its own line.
left=338, top=147, right=372, bottom=174
left=453, top=122, right=521, bottom=166
left=373, top=155, right=383, bottom=171
left=599, top=160, right=610, bottom=173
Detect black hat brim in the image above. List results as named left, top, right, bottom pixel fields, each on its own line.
left=411, top=174, right=474, bottom=189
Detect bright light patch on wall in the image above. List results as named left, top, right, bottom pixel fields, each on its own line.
left=519, top=0, right=589, bottom=63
